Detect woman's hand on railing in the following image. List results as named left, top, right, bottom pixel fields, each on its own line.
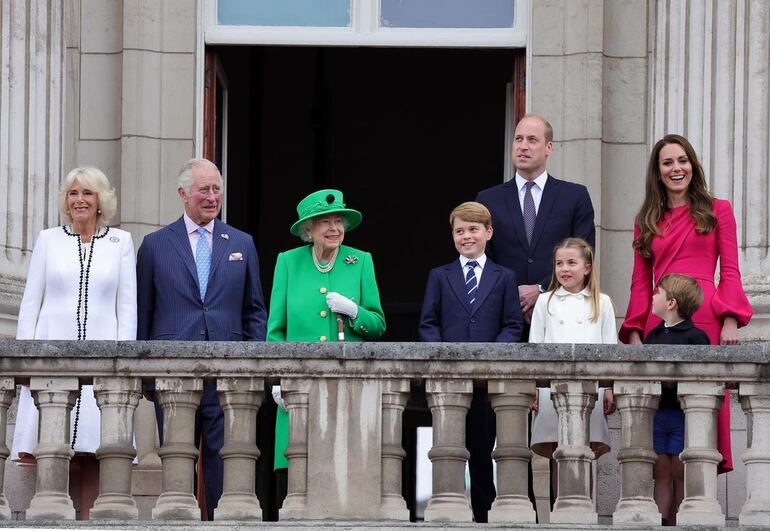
left=720, top=317, right=739, bottom=345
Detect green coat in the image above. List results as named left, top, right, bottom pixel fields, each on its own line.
left=268, top=244, right=386, bottom=468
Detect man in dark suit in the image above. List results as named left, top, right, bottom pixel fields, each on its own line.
left=136, top=158, right=267, bottom=519
left=476, top=115, right=595, bottom=325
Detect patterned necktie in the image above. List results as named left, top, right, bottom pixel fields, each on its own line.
left=195, top=227, right=211, bottom=301
left=523, top=180, right=537, bottom=244
left=465, top=260, right=479, bottom=306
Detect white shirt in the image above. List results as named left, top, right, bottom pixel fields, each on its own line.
left=515, top=170, right=549, bottom=214
left=184, top=213, right=215, bottom=259
left=459, top=254, right=487, bottom=287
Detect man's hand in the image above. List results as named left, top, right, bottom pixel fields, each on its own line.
left=519, top=284, right=541, bottom=315
left=326, top=292, right=358, bottom=319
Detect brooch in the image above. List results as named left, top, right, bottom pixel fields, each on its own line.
left=344, top=255, right=358, bottom=265
left=109, top=236, right=120, bottom=243
left=221, top=233, right=229, bottom=240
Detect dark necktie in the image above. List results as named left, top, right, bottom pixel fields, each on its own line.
left=523, top=181, right=536, bottom=244
left=465, top=260, right=479, bottom=306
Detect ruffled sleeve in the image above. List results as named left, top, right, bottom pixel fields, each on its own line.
left=711, top=199, right=752, bottom=327
left=619, top=224, right=654, bottom=343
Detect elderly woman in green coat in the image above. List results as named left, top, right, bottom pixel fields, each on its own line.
left=268, top=189, right=386, bottom=475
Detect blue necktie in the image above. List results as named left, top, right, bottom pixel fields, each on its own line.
left=465, top=260, right=479, bottom=306
left=523, top=181, right=536, bottom=244
left=195, top=227, right=211, bottom=301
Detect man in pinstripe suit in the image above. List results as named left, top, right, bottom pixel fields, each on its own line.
left=137, top=158, right=267, bottom=519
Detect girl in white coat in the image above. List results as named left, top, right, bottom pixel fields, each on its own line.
left=529, top=238, right=617, bottom=499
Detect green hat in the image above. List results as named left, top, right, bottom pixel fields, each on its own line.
left=290, top=189, right=362, bottom=236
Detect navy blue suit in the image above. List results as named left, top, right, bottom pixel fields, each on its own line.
left=419, top=258, right=523, bottom=522
left=476, top=175, right=595, bottom=288
left=137, top=216, right=267, bottom=518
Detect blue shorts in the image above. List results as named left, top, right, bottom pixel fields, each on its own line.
left=653, top=406, right=685, bottom=455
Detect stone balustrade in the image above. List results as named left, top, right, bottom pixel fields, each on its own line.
left=0, top=340, right=769, bottom=525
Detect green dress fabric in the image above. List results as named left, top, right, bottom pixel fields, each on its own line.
left=268, top=244, right=386, bottom=469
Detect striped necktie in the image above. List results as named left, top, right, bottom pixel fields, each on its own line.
left=465, top=260, right=479, bottom=306
left=195, top=227, right=211, bottom=301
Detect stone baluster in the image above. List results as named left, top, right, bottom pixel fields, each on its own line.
left=549, top=380, right=598, bottom=524
left=214, top=377, right=264, bottom=520
left=379, top=379, right=410, bottom=520
left=739, top=383, right=770, bottom=525
left=0, top=378, right=14, bottom=520
left=676, top=382, right=725, bottom=526
left=151, top=378, right=203, bottom=520
left=612, top=381, right=661, bottom=524
left=26, top=377, right=79, bottom=520
left=90, top=377, right=142, bottom=519
left=280, top=378, right=312, bottom=520
left=488, top=380, right=536, bottom=523
left=424, top=379, right=473, bottom=522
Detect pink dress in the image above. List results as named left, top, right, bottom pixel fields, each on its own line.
left=620, top=198, right=753, bottom=472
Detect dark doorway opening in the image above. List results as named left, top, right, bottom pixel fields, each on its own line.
left=214, top=45, right=523, bottom=342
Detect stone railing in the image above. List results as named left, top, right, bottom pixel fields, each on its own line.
left=0, top=340, right=769, bottom=525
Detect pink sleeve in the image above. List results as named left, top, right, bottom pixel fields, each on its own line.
left=619, top=224, right=654, bottom=343
left=711, top=199, right=752, bottom=328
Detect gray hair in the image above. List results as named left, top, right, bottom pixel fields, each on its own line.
left=298, top=216, right=350, bottom=243
left=178, top=158, right=222, bottom=194
left=58, top=167, right=118, bottom=225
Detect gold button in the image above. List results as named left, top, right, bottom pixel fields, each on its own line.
left=320, top=310, right=327, bottom=317
left=320, top=287, right=327, bottom=294
left=320, top=336, right=327, bottom=342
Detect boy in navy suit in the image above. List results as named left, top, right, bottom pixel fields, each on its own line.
left=420, top=201, right=523, bottom=522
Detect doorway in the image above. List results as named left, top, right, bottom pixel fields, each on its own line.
left=211, top=45, right=524, bottom=341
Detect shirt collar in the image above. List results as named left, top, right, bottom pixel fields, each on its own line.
left=184, top=213, right=215, bottom=235
left=515, top=170, right=549, bottom=192
left=459, top=254, right=486, bottom=269
left=553, top=286, right=591, bottom=298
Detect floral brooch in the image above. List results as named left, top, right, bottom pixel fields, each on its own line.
left=344, top=255, right=358, bottom=265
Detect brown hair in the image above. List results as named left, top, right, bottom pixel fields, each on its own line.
left=658, top=273, right=703, bottom=320
left=546, top=237, right=601, bottom=322
left=449, top=201, right=492, bottom=228
left=633, top=134, right=716, bottom=258
left=518, top=114, right=554, bottom=143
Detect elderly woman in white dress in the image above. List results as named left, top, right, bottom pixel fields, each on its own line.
left=14, top=166, right=136, bottom=519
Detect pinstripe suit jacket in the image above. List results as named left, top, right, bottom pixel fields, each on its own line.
left=136, top=216, right=267, bottom=341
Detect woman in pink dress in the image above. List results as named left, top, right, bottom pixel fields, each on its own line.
left=619, top=134, right=752, bottom=510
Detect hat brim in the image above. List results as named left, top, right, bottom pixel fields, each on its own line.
left=290, top=208, right=362, bottom=236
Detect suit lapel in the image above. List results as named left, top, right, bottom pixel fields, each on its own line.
left=208, top=219, right=230, bottom=285
left=471, top=261, right=499, bottom=315
left=530, top=174, right=559, bottom=250
left=167, top=217, right=199, bottom=287
left=502, top=180, right=530, bottom=250
left=446, top=262, right=472, bottom=314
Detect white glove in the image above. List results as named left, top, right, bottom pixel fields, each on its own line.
left=326, top=292, right=358, bottom=319
left=272, top=385, right=287, bottom=412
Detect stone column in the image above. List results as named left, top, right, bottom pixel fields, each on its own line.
left=151, top=377, right=203, bottom=521
left=488, top=380, right=536, bottom=523
left=612, top=381, right=661, bottom=524
left=280, top=378, right=312, bottom=520
left=549, top=380, right=598, bottom=524
left=739, top=382, right=770, bottom=526
left=214, top=377, right=264, bottom=521
left=0, top=378, right=14, bottom=520
left=379, top=379, right=409, bottom=520
left=676, top=382, right=725, bottom=526
left=424, top=379, right=473, bottom=522
left=90, top=377, right=142, bottom=519
left=26, top=377, right=79, bottom=520
left=132, top=398, right=162, bottom=519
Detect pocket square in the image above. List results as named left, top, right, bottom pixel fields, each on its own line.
left=228, top=252, right=243, bottom=261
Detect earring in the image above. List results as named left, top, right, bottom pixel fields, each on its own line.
left=97, top=209, right=102, bottom=214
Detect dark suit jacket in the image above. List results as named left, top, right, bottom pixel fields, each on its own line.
left=136, top=216, right=267, bottom=341
left=419, top=258, right=523, bottom=342
left=476, top=175, right=595, bottom=288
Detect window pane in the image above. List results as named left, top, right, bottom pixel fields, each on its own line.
left=218, top=0, right=351, bottom=27
left=381, top=0, right=515, bottom=28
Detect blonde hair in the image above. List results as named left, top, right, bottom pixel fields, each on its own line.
left=546, top=237, right=601, bottom=322
left=58, top=167, right=117, bottom=225
left=449, top=201, right=492, bottom=228
left=658, top=273, right=703, bottom=320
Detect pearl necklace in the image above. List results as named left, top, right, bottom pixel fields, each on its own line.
left=312, top=247, right=339, bottom=274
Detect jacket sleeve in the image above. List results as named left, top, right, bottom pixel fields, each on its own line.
left=418, top=269, right=443, bottom=342
left=117, top=233, right=137, bottom=340
left=135, top=236, right=155, bottom=340
left=619, top=224, right=653, bottom=343
left=573, top=185, right=596, bottom=249
left=350, top=251, right=386, bottom=339
left=242, top=236, right=268, bottom=341
left=16, top=230, right=48, bottom=339
left=528, top=293, right=548, bottom=343
left=711, top=199, right=752, bottom=328
left=496, top=270, right=524, bottom=342
left=266, top=252, right=288, bottom=342
left=599, top=293, right=618, bottom=344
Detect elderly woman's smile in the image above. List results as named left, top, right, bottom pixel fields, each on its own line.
left=309, top=214, right=345, bottom=257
